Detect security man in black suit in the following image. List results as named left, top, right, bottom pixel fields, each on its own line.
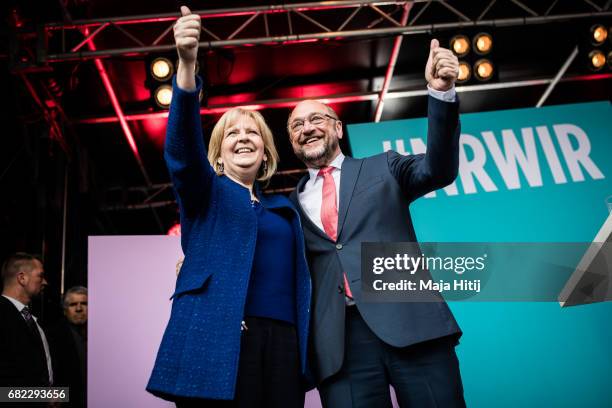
left=0, top=253, right=53, bottom=387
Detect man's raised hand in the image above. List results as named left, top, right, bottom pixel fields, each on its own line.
left=425, top=39, right=459, bottom=92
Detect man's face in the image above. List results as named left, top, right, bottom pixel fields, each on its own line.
left=64, top=293, right=88, bottom=325
left=20, top=260, right=47, bottom=299
left=288, top=100, right=342, bottom=168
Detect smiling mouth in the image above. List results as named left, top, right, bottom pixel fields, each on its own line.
left=235, top=147, right=254, bottom=154
left=302, top=136, right=322, bottom=146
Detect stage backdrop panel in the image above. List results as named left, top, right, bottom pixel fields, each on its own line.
left=89, top=235, right=357, bottom=407
left=347, top=101, right=612, bottom=407
left=89, top=236, right=179, bottom=408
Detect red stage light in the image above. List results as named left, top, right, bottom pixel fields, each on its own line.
left=167, top=223, right=181, bottom=236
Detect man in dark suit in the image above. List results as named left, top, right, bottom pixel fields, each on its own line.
left=48, top=286, right=87, bottom=407
left=288, top=39, right=465, bottom=407
left=0, top=253, right=53, bottom=387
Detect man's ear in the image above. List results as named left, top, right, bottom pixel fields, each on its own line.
left=336, top=120, right=343, bottom=140
left=16, top=271, right=26, bottom=286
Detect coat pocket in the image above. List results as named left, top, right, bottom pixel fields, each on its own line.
left=170, top=265, right=214, bottom=299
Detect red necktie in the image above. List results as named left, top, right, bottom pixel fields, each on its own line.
left=319, top=166, right=353, bottom=299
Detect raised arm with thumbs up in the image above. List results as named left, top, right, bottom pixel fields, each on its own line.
left=174, top=5, right=201, bottom=91
left=425, top=38, right=459, bottom=92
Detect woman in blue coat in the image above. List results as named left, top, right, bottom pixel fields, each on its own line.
left=146, top=6, right=311, bottom=407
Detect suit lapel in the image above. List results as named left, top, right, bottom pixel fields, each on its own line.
left=0, top=296, right=38, bottom=338
left=337, top=156, right=363, bottom=238
left=292, top=175, right=333, bottom=242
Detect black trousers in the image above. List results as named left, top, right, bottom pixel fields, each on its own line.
left=319, top=306, right=465, bottom=408
left=175, top=316, right=304, bottom=408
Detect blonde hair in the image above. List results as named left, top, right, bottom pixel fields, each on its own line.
left=208, top=108, right=279, bottom=183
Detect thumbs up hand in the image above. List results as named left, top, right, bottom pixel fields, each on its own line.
left=425, top=39, right=459, bottom=92
left=174, top=6, right=201, bottom=65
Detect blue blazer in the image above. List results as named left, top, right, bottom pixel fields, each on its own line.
left=147, top=77, right=311, bottom=401
left=290, top=95, right=462, bottom=384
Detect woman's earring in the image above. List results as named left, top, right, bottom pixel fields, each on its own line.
left=218, top=161, right=224, bottom=174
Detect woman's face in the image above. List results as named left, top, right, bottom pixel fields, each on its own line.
left=219, top=115, right=266, bottom=182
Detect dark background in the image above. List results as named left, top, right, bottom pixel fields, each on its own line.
left=1, top=0, right=610, bottom=318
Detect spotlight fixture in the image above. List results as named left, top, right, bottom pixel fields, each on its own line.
left=450, top=35, right=470, bottom=56
left=590, top=24, right=608, bottom=45
left=473, top=33, right=493, bottom=55
left=588, top=50, right=606, bottom=71
left=474, top=59, right=494, bottom=81
left=154, top=84, right=173, bottom=108
left=457, top=61, right=471, bottom=83
left=151, top=57, right=174, bottom=81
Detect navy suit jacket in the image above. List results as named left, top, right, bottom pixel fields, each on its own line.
left=290, top=95, right=462, bottom=384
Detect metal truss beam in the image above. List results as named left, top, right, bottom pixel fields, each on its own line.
left=84, top=29, right=152, bottom=188
left=374, top=2, right=412, bottom=122
left=536, top=46, right=580, bottom=107
left=19, top=74, right=71, bottom=155
left=74, top=72, right=612, bottom=125
left=101, top=167, right=309, bottom=210
left=35, top=1, right=612, bottom=63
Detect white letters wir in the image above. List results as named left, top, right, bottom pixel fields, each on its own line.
left=381, top=124, right=605, bottom=197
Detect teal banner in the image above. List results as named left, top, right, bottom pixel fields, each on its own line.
left=347, top=101, right=612, bottom=407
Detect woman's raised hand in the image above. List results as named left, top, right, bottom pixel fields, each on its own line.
left=174, top=6, right=200, bottom=90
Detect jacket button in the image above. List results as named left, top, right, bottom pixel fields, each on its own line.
left=336, top=243, right=343, bottom=250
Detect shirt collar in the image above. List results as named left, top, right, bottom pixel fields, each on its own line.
left=307, top=152, right=345, bottom=181
left=2, top=294, right=27, bottom=312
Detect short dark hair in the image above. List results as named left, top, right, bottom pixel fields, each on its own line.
left=63, top=286, right=88, bottom=308
left=1, top=253, right=41, bottom=284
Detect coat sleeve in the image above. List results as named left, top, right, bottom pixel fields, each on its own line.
left=387, top=95, right=460, bottom=202
left=164, top=76, right=215, bottom=221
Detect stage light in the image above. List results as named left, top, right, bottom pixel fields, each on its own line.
left=474, top=59, right=494, bottom=81
left=457, top=61, right=471, bottom=83
left=590, top=24, right=608, bottom=45
left=589, top=50, right=606, bottom=71
left=473, top=33, right=493, bottom=54
left=450, top=35, right=470, bottom=56
left=154, top=85, right=173, bottom=108
left=151, top=57, right=173, bottom=81
left=167, top=223, right=181, bottom=236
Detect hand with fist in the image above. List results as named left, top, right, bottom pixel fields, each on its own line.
left=174, top=6, right=201, bottom=91
left=425, top=39, right=459, bottom=92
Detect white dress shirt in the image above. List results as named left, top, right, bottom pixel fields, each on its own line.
left=427, top=85, right=457, bottom=103
left=299, top=153, right=345, bottom=233
left=298, top=86, right=456, bottom=228
left=2, top=294, right=54, bottom=385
